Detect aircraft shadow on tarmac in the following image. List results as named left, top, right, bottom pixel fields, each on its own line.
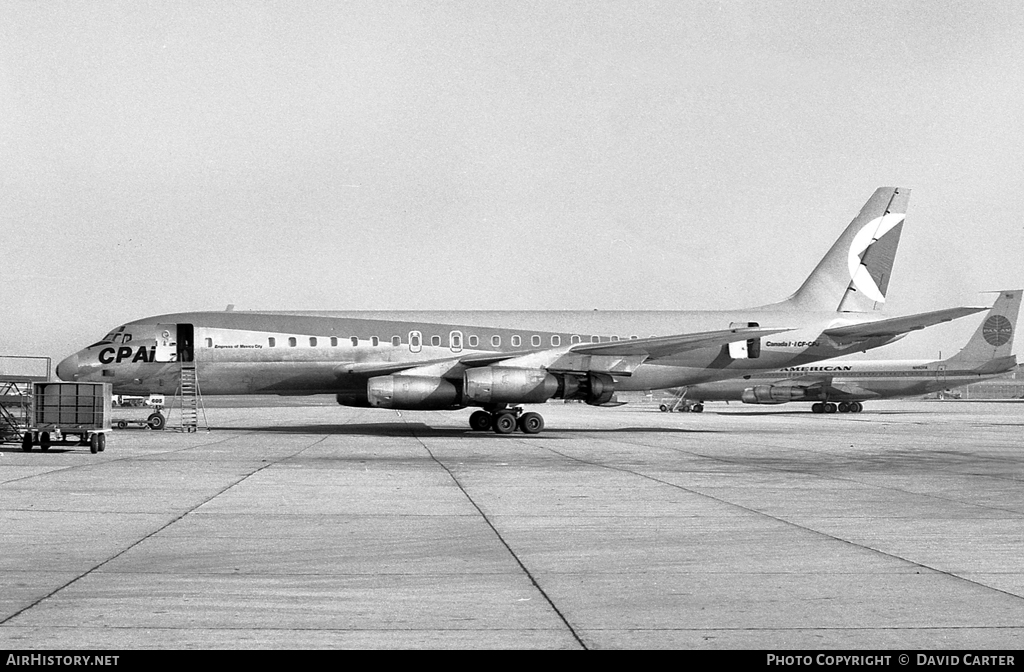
left=217, top=423, right=720, bottom=437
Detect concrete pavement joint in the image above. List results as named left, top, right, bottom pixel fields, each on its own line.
left=406, top=423, right=588, bottom=650
left=0, top=435, right=329, bottom=627
left=543, top=440, right=1024, bottom=607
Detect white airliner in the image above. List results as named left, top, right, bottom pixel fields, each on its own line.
left=670, top=290, right=1020, bottom=413
left=56, top=187, right=985, bottom=433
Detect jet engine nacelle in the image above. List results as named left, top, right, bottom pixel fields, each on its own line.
left=741, top=385, right=813, bottom=404
left=464, top=367, right=560, bottom=404
left=581, top=372, right=615, bottom=406
left=336, top=394, right=372, bottom=408
left=367, top=375, right=461, bottom=410
left=463, top=368, right=616, bottom=406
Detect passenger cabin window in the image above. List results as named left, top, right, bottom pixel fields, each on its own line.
left=430, top=335, right=440, bottom=347
left=611, top=336, right=619, bottom=342
left=468, top=335, right=478, bottom=347
left=310, top=337, right=317, bottom=347
left=205, top=338, right=213, bottom=348
left=409, top=331, right=422, bottom=353
left=330, top=337, right=338, bottom=347
left=571, top=335, right=581, bottom=344
left=591, top=335, right=600, bottom=343
left=551, top=335, right=561, bottom=346
left=392, top=336, right=401, bottom=347
left=288, top=337, right=297, bottom=347
left=351, top=337, right=359, bottom=347
left=491, top=335, right=501, bottom=347
left=450, top=331, right=463, bottom=352
left=371, top=336, right=379, bottom=347
left=268, top=337, right=276, bottom=347
left=511, top=335, right=521, bottom=347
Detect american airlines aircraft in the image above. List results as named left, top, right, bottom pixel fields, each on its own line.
left=666, top=289, right=1020, bottom=414
left=56, top=187, right=984, bottom=434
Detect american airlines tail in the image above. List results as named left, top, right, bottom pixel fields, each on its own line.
left=776, top=187, right=909, bottom=313
left=942, top=289, right=1021, bottom=367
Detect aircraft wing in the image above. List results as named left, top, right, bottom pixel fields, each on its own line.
left=823, top=307, right=987, bottom=342
left=337, top=350, right=541, bottom=379
left=568, top=326, right=791, bottom=360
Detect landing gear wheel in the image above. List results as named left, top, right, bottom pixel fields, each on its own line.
left=40, top=432, right=51, bottom=452
left=851, top=402, right=863, bottom=413
left=147, top=412, right=166, bottom=431
left=21, top=433, right=32, bottom=452
left=518, top=412, right=544, bottom=434
left=492, top=413, right=517, bottom=434
left=824, top=403, right=837, bottom=413
left=469, top=410, right=492, bottom=431
left=838, top=402, right=850, bottom=413
left=812, top=403, right=824, bottom=414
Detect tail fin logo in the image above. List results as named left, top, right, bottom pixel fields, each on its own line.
left=983, top=315, right=1013, bottom=346
left=847, top=212, right=905, bottom=303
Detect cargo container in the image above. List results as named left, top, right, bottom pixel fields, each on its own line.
left=21, top=382, right=111, bottom=454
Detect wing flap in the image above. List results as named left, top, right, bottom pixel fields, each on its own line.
left=823, top=307, right=987, bottom=342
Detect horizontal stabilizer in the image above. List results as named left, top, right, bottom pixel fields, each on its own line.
left=570, top=326, right=791, bottom=360
left=969, top=355, right=1017, bottom=375
left=823, top=306, right=987, bottom=342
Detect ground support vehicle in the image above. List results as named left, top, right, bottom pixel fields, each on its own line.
left=21, top=382, right=112, bottom=454
left=112, top=410, right=166, bottom=430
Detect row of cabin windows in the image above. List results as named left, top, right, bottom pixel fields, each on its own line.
left=206, top=333, right=648, bottom=349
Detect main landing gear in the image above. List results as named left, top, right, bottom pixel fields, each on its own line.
left=811, top=401, right=863, bottom=414
left=468, top=408, right=545, bottom=435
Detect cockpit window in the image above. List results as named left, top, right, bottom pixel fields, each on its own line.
left=91, top=326, right=127, bottom=349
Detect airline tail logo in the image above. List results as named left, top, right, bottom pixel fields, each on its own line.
left=847, top=212, right=905, bottom=303
left=983, top=315, right=1013, bottom=346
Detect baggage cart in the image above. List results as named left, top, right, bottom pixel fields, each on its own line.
left=21, top=382, right=112, bottom=454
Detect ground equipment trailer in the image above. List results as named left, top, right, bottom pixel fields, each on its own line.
left=21, top=382, right=112, bottom=454
left=112, top=410, right=166, bottom=430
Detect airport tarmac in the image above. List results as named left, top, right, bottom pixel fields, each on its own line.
left=2, top=399, right=1023, bottom=650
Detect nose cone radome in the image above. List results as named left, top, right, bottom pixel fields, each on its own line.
left=56, top=353, right=80, bottom=381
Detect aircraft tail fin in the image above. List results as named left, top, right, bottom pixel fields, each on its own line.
left=781, top=187, right=909, bottom=313
left=943, top=290, right=1022, bottom=366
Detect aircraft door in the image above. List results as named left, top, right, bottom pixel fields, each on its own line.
left=409, top=331, right=422, bottom=354
left=450, top=330, right=463, bottom=353
left=154, top=324, right=195, bottom=362
left=728, top=322, right=761, bottom=359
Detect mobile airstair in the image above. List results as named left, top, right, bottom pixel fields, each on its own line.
left=0, top=356, right=51, bottom=444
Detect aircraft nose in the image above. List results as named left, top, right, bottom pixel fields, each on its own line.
left=56, top=353, right=80, bottom=381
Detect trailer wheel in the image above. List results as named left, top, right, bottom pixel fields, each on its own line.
left=21, top=433, right=33, bottom=452
left=90, top=434, right=100, bottom=454
left=147, top=413, right=166, bottom=430
left=116, top=420, right=128, bottom=429
left=98, top=433, right=106, bottom=452
left=40, top=432, right=51, bottom=451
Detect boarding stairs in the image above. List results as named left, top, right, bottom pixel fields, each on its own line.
left=0, top=381, right=30, bottom=443
left=172, top=361, right=208, bottom=432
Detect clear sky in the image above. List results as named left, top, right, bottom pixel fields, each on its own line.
left=2, top=0, right=1022, bottom=366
